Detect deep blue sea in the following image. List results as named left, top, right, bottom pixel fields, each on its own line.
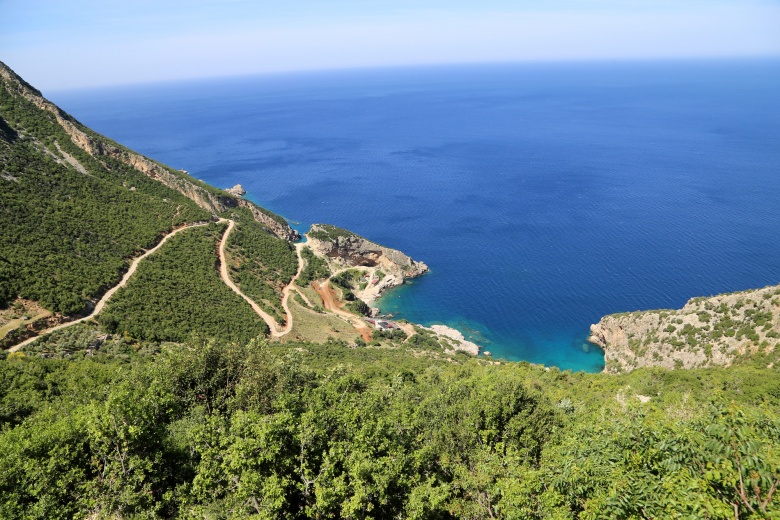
left=51, top=60, right=780, bottom=372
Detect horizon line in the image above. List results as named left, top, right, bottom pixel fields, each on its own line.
left=40, top=54, right=780, bottom=94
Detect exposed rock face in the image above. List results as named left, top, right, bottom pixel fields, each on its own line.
left=0, top=61, right=298, bottom=242
left=237, top=200, right=300, bottom=242
left=307, top=224, right=428, bottom=302
left=589, top=284, right=780, bottom=373
left=307, top=224, right=428, bottom=278
left=226, top=184, right=246, bottom=197
left=427, top=325, right=481, bottom=355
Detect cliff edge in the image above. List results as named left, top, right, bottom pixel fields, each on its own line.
left=589, top=284, right=780, bottom=373
left=306, top=224, right=428, bottom=303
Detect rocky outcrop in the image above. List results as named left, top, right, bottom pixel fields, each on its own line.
left=0, top=61, right=298, bottom=241
left=307, top=224, right=428, bottom=277
left=589, top=284, right=780, bottom=373
left=226, top=184, right=246, bottom=197
left=237, top=200, right=300, bottom=242
left=426, top=325, right=481, bottom=355
left=307, top=224, right=428, bottom=302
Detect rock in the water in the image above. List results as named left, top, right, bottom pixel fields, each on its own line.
left=226, top=184, right=246, bottom=197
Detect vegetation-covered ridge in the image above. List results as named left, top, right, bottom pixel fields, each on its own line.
left=223, top=207, right=298, bottom=324
left=0, top=60, right=298, bottom=324
left=98, top=222, right=269, bottom=343
left=590, top=283, right=780, bottom=373
left=0, top=60, right=297, bottom=241
left=0, top=69, right=209, bottom=314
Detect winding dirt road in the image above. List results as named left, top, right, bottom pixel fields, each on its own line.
left=217, top=219, right=287, bottom=336
left=10, top=220, right=378, bottom=352
left=216, top=220, right=307, bottom=337
left=312, top=280, right=374, bottom=342
left=9, top=222, right=210, bottom=353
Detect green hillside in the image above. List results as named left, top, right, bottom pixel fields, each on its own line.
left=0, top=83, right=210, bottom=313
left=99, top=223, right=269, bottom=343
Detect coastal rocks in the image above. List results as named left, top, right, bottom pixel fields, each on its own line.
left=237, top=200, right=300, bottom=242
left=307, top=224, right=428, bottom=276
left=589, top=284, right=780, bottom=374
left=226, top=184, right=246, bottom=197
left=0, top=61, right=300, bottom=242
left=426, top=325, right=481, bottom=356
left=306, top=224, right=428, bottom=303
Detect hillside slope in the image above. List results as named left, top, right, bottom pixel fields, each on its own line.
left=0, top=60, right=297, bottom=318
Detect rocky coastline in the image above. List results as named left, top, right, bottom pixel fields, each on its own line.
left=589, top=283, right=780, bottom=373
left=306, top=223, right=428, bottom=306
left=425, top=325, right=481, bottom=355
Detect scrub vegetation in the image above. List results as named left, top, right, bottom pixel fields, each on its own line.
left=99, top=223, right=269, bottom=343
left=224, top=207, right=298, bottom=323
left=1, top=335, right=778, bottom=518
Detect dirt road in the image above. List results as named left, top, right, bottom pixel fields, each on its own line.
left=9, top=222, right=209, bottom=353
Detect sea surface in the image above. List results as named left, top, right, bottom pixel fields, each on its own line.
left=51, top=59, right=780, bottom=372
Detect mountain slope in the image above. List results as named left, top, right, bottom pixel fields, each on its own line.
left=0, top=60, right=297, bottom=317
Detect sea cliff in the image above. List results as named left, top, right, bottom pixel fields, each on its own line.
left=589, top=284, right=780, bottom=373
left=306, top=224, right=428, bottom=304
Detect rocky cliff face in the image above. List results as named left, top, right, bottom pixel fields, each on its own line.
left=237, top=200, right=299, bottom=242
left=307, top=224, right=428, bottom=278
left=306, top=224, right=428, bottom=305
left=0, top=61, right=298, bottom=242
left=589, top=284, right=780, bottom=373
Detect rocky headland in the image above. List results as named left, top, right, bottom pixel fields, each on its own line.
left=306, top=224, right=428, bottom=304
left=425, top=325, right=481, bottom=356
left=589, top=283, right=780, bottom=373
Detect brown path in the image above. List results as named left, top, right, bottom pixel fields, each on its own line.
left=9, top=222, right=209, bottom=353
left=312, top=280, right=373, bottom=342
left=217, top=219, right=287, bottom=337
left=10, top=221, right=377, bottom=352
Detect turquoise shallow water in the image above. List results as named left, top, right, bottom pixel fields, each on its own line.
left=51, top=59, right=780, bottom=372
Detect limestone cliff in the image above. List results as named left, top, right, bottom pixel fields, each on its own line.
left=307, top=224, right=428, bottom=276
left=307, top=224, right=428, bottom=303
left=0, top=61, right=298, bottom=241
left=589, top=284, right=780, bottom=373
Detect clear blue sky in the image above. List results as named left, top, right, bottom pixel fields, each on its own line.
left=2, top=0, right=779, bottom=91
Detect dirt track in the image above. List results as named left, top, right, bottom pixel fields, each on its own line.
left=9, top=221, right=376, bottom=351
left=8, top=222, right=209, bottom=353
left=312, top=281, right=373, bottom=342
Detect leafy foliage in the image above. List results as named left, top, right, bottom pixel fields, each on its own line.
left=1, top=335, right=777, bottom=518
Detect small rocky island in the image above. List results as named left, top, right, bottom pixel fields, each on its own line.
left=225, top=184, right=246, bottom=197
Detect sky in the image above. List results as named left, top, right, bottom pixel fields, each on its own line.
left=1, top=0, right=780, bottom=91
